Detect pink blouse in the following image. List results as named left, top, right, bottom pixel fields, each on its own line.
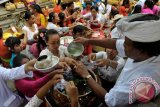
left=141, top=8, right=154, bottom=14
left=15, top=71, right=49, bottom=98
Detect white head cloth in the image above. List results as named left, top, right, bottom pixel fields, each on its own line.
left=116, top=14, right=160, bottom=43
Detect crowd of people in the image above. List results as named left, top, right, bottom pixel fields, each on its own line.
left=0, top=0, right=160, bottom=107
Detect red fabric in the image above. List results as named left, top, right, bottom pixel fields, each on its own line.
left=67, top=19, right=72, bottom=26
left=83, top=44, right=92, bottom=55
left=15, top=71, right=49, bottom=98
left=53, top=5, right=62, bottom=14
left=79, top=18, right=85, bottom=23
left=119, top=6, right=128, bottom=16
left=90, top=22, right=101, bottom=29
left=0, top=39, right=11, bottom=59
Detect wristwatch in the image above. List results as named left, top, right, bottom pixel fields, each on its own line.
left=84, top=75, right=92, bottom=80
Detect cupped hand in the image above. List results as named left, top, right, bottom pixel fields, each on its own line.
left=56, top=62, right=70, bottom=70
left=64, top=57, right=77, bottom=66
left=50, top=74, right=64, bottom=85
left=64, top=81, right=79, bottom=101
left=74, top=61, right=89, bottom=78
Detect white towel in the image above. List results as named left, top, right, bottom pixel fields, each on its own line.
left=116, top=14, right=160, bottom=42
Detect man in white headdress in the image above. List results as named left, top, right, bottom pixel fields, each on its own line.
left=74, top=14, right=160, bottom=106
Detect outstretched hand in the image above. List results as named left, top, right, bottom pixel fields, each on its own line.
left=24, top=59, right=36, bottom=73
left=64, top=81, right=79, bottom=101
left=74, top=37, right=88, bottom=45
left=74, top=61, right=89, bottom=78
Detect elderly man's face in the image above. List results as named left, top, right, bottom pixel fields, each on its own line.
left=124, top=37, right=142, bottom=60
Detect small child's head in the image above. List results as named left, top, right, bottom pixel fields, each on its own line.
left=5, top=37, right=22, bottom=53
left=73, top=25, right=87, bottom=39
left=45, top=29, right=60, bottom=53
left=13, top=54, right=30, bottom=68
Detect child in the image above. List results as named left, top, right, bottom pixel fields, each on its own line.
left=30, top=28, right=47, bottom=58
left=5, top=36, right=27, bottom=67
left=40, top=29, right=76, bottom=66
left=73, top=25, right=93, bottom=55
left=88, top=49, right=125, bottom=82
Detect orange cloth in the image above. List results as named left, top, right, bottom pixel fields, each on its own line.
left=53, top=5, right=62, bottom=14
left=119, top=6, right=128, bottom=16
left=0, top=39, right=11, bottom=67
left=0, top=39, right=11, bottom=59
left=35, top=14, right=46, bottom=28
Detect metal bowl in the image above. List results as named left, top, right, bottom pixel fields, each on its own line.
left=67, top=42, right=84, bottom=57
left=34, top=55, right=59, bottom=73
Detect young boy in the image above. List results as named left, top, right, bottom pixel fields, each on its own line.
left=73, top=25, right=93, bottom=55
left=5, top=36, right=27, bottom=67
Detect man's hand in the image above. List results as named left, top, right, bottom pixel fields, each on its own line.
left=50, top=74, right=64, bottom=86
left=64, top=57, right=77, bottom=66
left=24, top=59, right=36, bottom=73
left=74, top=37, right=89, bottom=45
left=88, top=53, right=96, bottom=61
left=56, top=62, right=70, bottom=70
left=96, top=59, right=110, bottom=67
left=74, top=61, right=90, bottom=78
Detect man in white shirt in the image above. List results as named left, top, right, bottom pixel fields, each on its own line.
left=0, top=59, right=36, bottom=107
left=88, top=50, right=125, bottom=82
left=74, top=14, right=160, bottom=106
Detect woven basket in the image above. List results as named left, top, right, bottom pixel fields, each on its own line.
left=46, top=69, right=100, bottom=107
